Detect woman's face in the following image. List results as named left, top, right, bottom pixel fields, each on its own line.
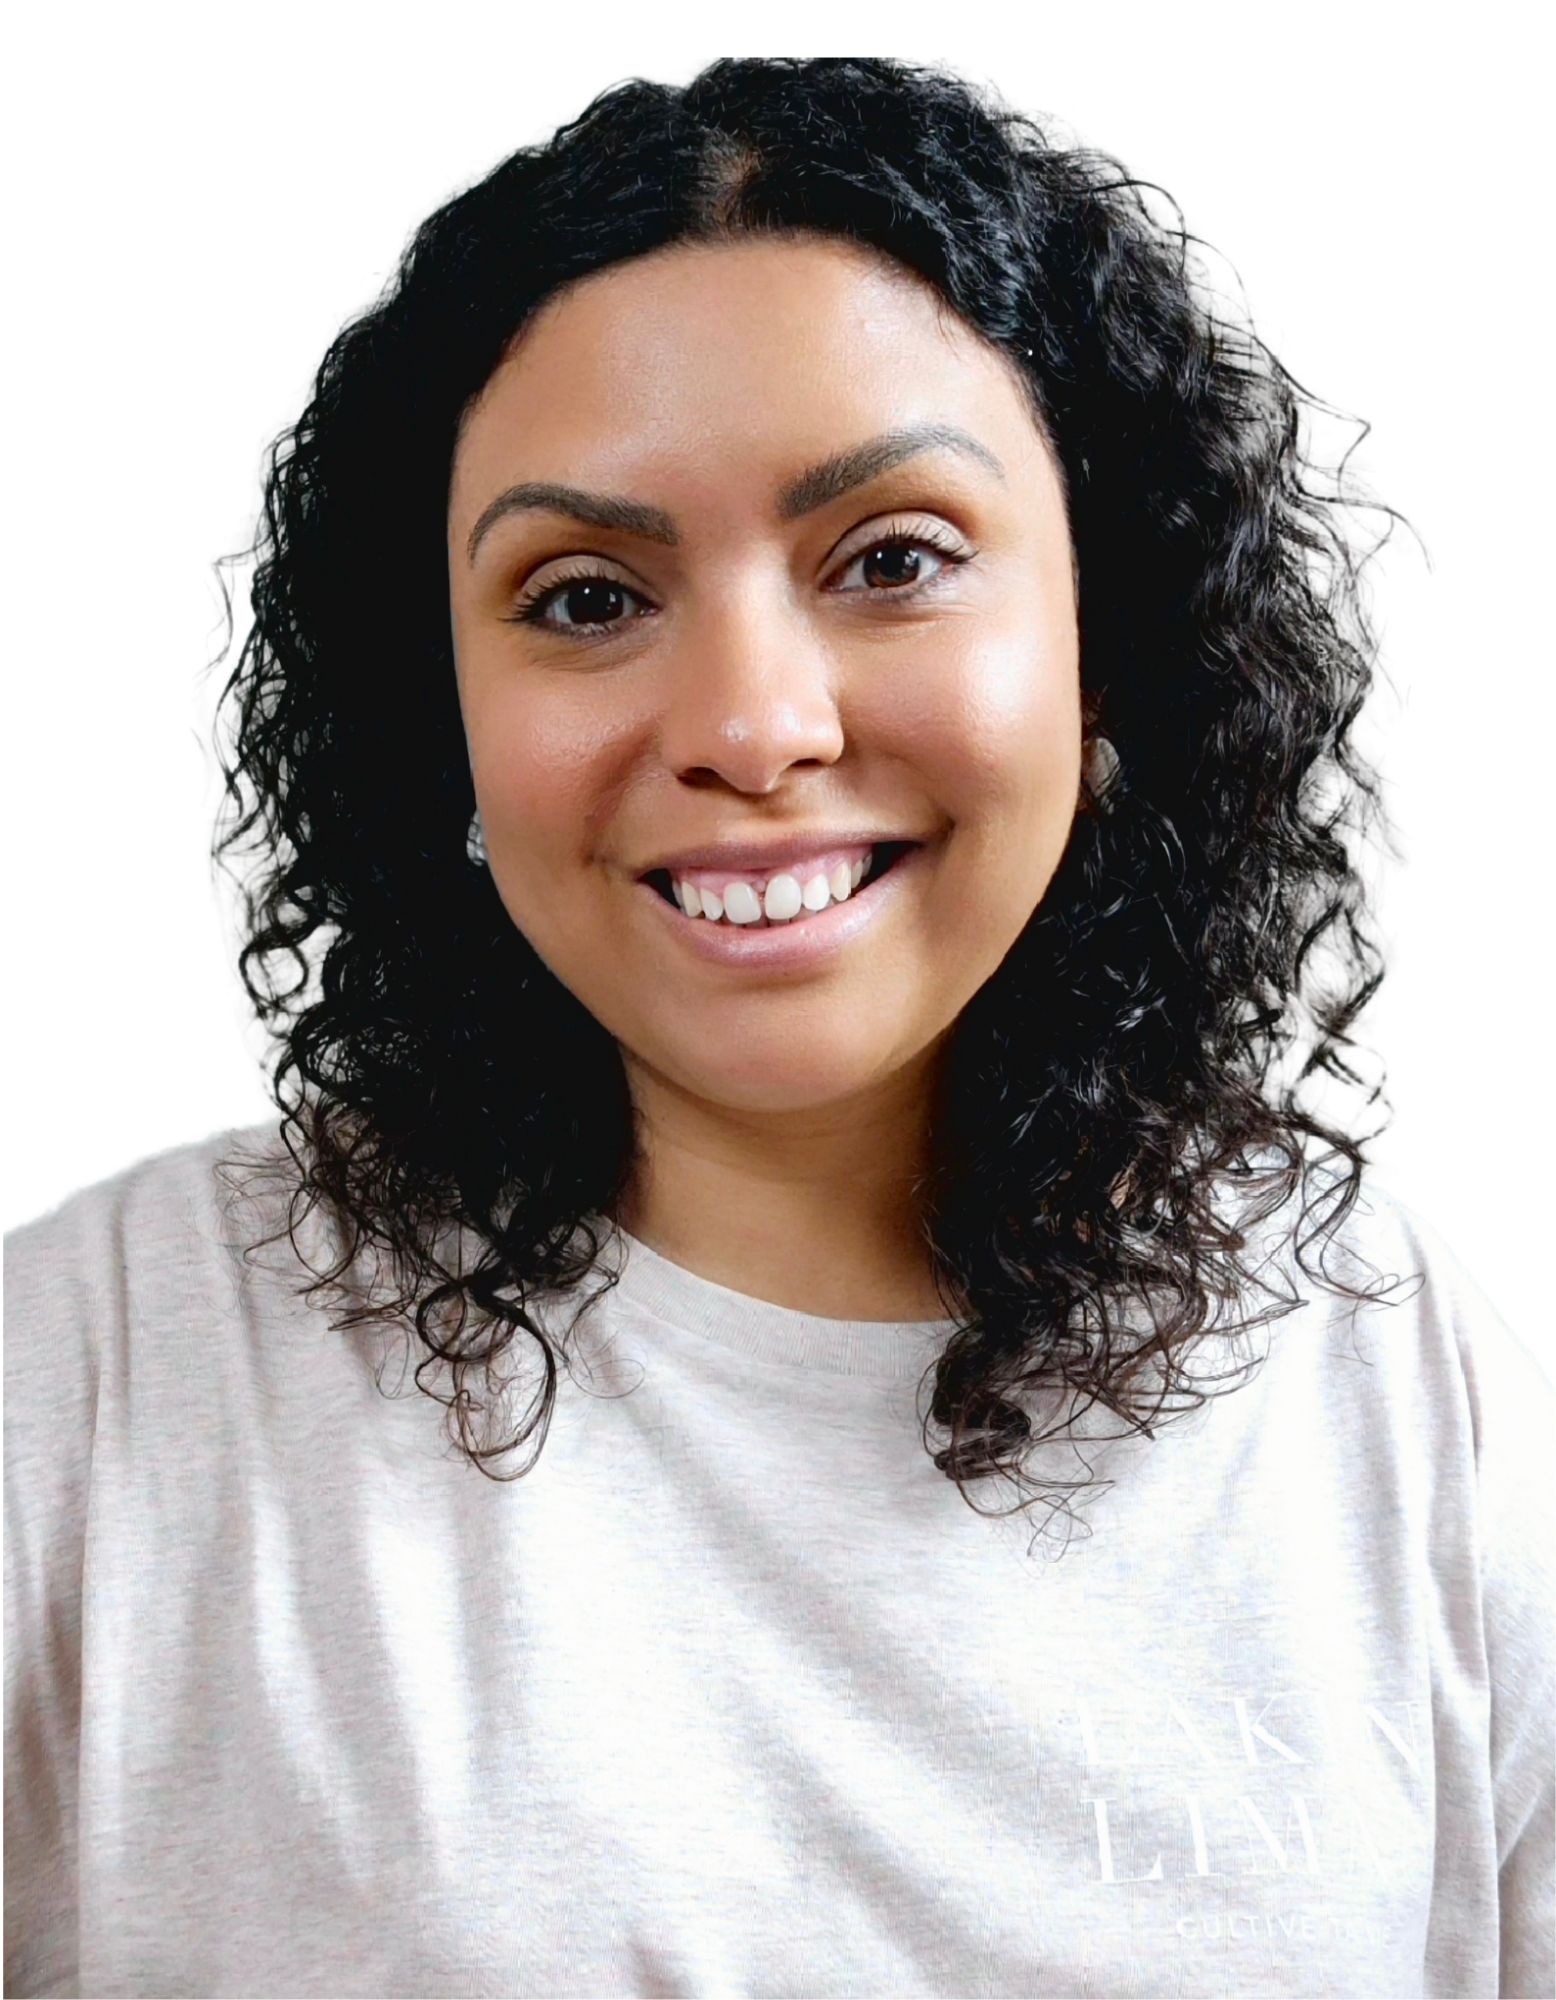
left=447, top=235, right=1080, bottom=1119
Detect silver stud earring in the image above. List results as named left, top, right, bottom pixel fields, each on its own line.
left=467, top=808, right=488, bottom=867
left=1084, top=733, right=1120, bottom=810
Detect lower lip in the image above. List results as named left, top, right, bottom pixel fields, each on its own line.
left=635, top=844, right=930, bottom=973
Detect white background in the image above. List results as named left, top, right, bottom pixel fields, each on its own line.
left=4, top=7, right=1549, bottom=1374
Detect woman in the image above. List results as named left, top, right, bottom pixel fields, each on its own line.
left=5, top=55, right=1550, bottom=2000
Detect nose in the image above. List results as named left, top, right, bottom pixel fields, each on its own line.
left=655, top=588, right=847, bottom=792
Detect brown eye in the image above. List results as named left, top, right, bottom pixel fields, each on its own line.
left=507, top=571, right=648, bottom=637
left=504, top=523, right=973, bottom=643
left=837, top=534, right=958, bottom=595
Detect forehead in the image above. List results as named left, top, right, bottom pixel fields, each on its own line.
left=450, top=235, right=1040, bottom=512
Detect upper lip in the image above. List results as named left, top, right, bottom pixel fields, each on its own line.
left=637, top=829, right=926, bottom=880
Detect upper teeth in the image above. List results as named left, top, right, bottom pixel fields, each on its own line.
left=674, top=853, right=870, bottom=925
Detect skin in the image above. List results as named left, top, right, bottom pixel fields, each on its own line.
left=447, top=234, right=1081, bottom=1323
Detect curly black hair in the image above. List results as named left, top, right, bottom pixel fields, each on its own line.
left=209, top=55, right=1413, bottom=1539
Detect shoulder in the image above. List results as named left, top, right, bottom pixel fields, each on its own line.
left=1246, top=1154, right=1551, bottom=1557
left=1215, top=1145, right=1547, bottom=1384
left=1184, top=1147, right=1551, bottom=1514
left=3, top=1118, right=314, bottom=1599
left=6, top=1116, right=292, bottom=1254
left=1331, top=1165, right=1551, bottom=1420
left=4, top=1118, right=297, bottom=1384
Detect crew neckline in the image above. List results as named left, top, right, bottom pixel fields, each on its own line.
left=590, top=1219, right=963, bottom=1379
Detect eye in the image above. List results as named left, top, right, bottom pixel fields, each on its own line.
left=503, top=518, right=976, bottom=643
left=829, top=521, right=970, bottom=599
left=506, top=569, right=646, bottom=640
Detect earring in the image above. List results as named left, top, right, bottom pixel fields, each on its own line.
left=1084, top=733, right=1120, bottom=810
left=467, top=808, right=488, bottom=867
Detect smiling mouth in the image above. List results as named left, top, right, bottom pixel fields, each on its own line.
left=642, top=840, right=918, bottom=924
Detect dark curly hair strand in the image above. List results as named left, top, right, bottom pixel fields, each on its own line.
left=207, top=56, right=1415, bottom=1548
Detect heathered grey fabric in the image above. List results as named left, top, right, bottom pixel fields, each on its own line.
left=4, top=1119, right=1552, bottom=1999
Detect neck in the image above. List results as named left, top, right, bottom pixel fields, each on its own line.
left=613, top=1047, right=953, bottom=1323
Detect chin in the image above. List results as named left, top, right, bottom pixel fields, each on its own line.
left=647, top=1028, right=926, bottom=1115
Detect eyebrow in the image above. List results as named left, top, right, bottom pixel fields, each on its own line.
left=464, top=421, right=1006, bottom=566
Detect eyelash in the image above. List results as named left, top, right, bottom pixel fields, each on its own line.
left=503, top=520, right=975, bottom=643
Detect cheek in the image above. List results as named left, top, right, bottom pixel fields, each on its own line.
left=453, top=603, right=613, bottom=848
left=468, top=691, right=608, bottom=859
left=463, top=707, right=616, bottom=980
left=906, top=628, right=1080, bottom=816
left=909, top=631, right=1082, bottom=937
left=475, top=746, right=611, bottom=991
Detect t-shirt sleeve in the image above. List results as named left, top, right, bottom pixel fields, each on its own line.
left=1472, top=1310, right=1555, bottom=2000
left=4, top=1193, right=104, bottom=2000
left=1411, top=1203, right=1556, bottom=1999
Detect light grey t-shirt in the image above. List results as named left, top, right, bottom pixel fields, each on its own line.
left=4, top=1120, right=1552, bottom=1999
